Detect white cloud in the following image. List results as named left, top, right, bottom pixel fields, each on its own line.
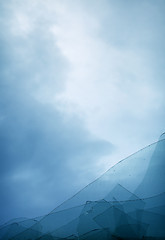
left=48, top=0, right=164, bottom=167
left=3, top=0, right=164, bottom=168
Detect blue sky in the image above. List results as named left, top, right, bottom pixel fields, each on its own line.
left=0, top=0, right=165, bottom=224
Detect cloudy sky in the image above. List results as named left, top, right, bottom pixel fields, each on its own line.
left=0, top=0, right=165, bottom=224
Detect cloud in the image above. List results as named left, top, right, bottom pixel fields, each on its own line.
left=0, top=1, right=113, bottom=224
left=52, top=0, right=165, bottom=157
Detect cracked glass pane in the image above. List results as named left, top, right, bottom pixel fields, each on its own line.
left=0, top=136, right=165, bottom=239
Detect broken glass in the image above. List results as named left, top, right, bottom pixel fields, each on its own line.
left=0, top=135, right=165, bottom=239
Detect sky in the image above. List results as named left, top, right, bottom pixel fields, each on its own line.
left=0, top=0, right=165, bottom=224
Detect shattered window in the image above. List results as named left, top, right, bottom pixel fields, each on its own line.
left=0, top=136, right=165, bottom=239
